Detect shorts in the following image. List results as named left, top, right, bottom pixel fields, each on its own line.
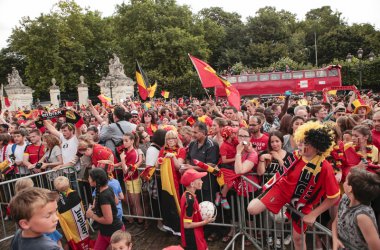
left=260, top=184, right=290, bottom=215
left=125, top=178, right=142, bottom=194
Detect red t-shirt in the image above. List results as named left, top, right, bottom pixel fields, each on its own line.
left=24, top=144, right=45, bottom=164
left=250, top=133, right=269, bottom=153
left=124, top=148, right=139, bottom=180
left=372, top=129, right=380, bottom=150
left=242, top=151, right=259, bottom=192
left=220, top=140, right=238, bottom=166
left=273, top=159, right=340, bottom=213
left=180, top=191, right=207, bottom=250
left=146, top=124, right=158, bottom=136
left=91, top=144, right=115, bottom=166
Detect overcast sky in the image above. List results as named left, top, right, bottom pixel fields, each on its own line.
left=1, top=0, right=379, bottom=49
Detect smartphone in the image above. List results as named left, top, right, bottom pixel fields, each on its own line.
left=242, top=141, right=248, bottom=145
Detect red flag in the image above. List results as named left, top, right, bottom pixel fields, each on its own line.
left=189, top=55, right=222, bottom=88
left=161, top=90, right=170, bottom=98
left=189, top=54, right=240, bottom=110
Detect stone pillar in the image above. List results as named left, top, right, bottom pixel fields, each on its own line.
left=49, top=78, right=60, bottom=108
left=4, top=67, right=34, bottom=111
left=77, top=76, right=88, bottom=107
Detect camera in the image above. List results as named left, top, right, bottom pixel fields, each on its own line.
left=242, top=141, right=248, bottom=145
left=35, top=162, right=43, bottom=169
left=9, top=154, right=16, bottom=162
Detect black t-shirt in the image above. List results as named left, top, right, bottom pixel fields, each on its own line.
left=264, top=152, right=293, bottom=183
left=96, top=187, right=123, bottom=236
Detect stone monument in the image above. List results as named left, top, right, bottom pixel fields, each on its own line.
left=49, top=78, right=60, bottom=108
left=77, top=76, right=88, bottom=107
left=97, top=54, right=135, bottom=103
left=4, top=67, right=34, bottom=111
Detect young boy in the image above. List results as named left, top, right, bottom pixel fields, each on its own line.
left=332, top=168, right=380, bottom=250
left=180, top=169, right=215, bottom=250
left=10, top=187, right=61, bottom=250
left=110, top=230, right=133, bottom=250
left=54, top=176, right=91, bottom=250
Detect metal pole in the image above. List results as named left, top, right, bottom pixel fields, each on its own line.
left=314, top=31, right=318, bottom=67
left=359, top=59, right=363, bottom=90
left=110, top=82, right=113, bottom=104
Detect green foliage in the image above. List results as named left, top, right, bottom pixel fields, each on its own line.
left=1, top=1, right=380, bottom=99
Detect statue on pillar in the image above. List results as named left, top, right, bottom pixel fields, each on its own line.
left=7, top=67, right=25, bottom=87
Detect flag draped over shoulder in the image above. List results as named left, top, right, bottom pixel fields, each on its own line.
left=136, top=61, right=150, bottom=100
left=57, top=189, right=94, bottom=250
left=189, top=54, right=241, bottom=110
left=161, top=90, right=170, bottom=99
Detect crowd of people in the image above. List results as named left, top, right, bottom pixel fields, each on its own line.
left=1, top=89, right=380, bottom=250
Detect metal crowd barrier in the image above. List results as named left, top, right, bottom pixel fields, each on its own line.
left=0, top=167, right=79, bottom=243
left=1, top=164, right=353, bottom=250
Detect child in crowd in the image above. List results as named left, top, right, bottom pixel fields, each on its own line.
left=10, top=187, right=61, bottom=250
left=180, top=169, right=215, bottom=250
left=332, top=168, right=380, bottom=250
left=86, top=168, right=124, bottom=250
left=14, top=178, right=63, bottom=248
left=54, top=176, right=89, bottom=250
left=110, top=230, right=133, bottom=250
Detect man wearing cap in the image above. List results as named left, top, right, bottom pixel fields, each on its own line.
left=130, top=110, right=140, bottom=125
left=350, top=99, right=371, bottom=122
left=180, top=169, right=215, bottom=250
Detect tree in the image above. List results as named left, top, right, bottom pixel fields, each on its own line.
left=113, top=0, right=209, bottom=96
left=8, top=0, right=115, bottom=98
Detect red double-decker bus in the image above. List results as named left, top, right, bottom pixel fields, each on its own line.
left=215, top=65, right=342, bottom=97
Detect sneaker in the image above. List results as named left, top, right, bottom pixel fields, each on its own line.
left=215, top=192, right=221, bottom=206
left=283, top=235, right=292, bottom=245
left=157, top=223, right=166, bottom=232
left=221, top=198, right=231, bottom=210
left=266, top=236, right=273, bottom=246
left=275, top=238, right=282, bottom=249
left=4, top=215, right=9, bottom=221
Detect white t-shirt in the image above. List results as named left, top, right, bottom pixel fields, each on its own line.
left=145, top=145, right=160, bottom=167
left=59, top=133, right=80, bottom=171
left=6, top=143, right=28, bottom=174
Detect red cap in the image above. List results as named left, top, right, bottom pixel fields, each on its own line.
left=180, top=169, right=207, bottom=186
left=162, top=246, right=184, bottom=250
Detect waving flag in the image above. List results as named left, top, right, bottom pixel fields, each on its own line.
left=188, top=55, right=222, bottom=88
left=161, top=90, right=170, bottom=99
left=1, top=84, right=11, bottom=108
left=147, top=81, right=157, bottom=98
left=136, top=61, right=150, bottom=100
left=98, top=94, right=112, bottom=105
left=189, top=54, right=241, bottom=110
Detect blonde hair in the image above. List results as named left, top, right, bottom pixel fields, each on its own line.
left=54, top=176, right=70, bottom=192
left=10, top=187, right=58, bottom=226
left=110, top=230, right=132, bottom=246
left=165, top=130, right=183, bottom=148
left=15, top=178, right=34, bottom=193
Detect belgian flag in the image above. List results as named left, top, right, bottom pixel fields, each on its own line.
left=135, top=61, right=150, bottom=100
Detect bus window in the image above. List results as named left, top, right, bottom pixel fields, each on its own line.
left=270, top=73, right=281, bottom=80
left=259, top=74, right=269, bottom=81
left=282, top=73, right=292, bottom=80
left=328, top=69, right=338, bottom=77
left=248, top=75, right=258, bottom=81
left=238, top=75, right=248, bottom=82
left=305, top=71, right=315, bottom=78
left=227, top=76, right=237, bottom=83
left=316, top=70, right=327, bottom=77
left=292, top=72, right=303, bottom=79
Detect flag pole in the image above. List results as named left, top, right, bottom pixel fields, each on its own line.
left=188, top=53, right=212, bottom=100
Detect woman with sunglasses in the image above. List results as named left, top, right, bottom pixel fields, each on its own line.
left=157, top=130, right=186, bottom=236
left=141, top=111, right=158, bottom=137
